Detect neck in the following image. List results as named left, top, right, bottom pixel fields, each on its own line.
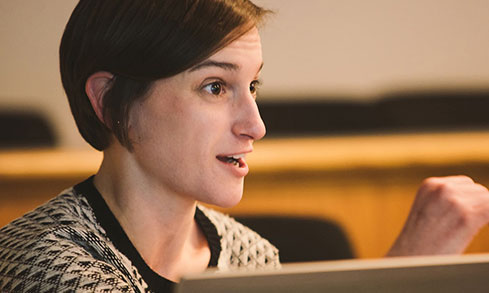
left=93, top=144, right=210, bottom=281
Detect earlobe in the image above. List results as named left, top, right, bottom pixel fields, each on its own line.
left=85, top=71, right=114, bottom=125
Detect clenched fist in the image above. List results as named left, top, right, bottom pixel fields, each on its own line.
left=387, top=176, right=489, bottom=256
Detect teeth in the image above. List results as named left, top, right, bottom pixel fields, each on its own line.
left=218, top=154, right=245, bottom=166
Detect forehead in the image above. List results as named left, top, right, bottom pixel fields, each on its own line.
left=202, top=27, right=263, bottom=69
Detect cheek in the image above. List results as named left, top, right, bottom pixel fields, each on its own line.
left=128, top=90, right=233, bottom=157
left=128, top=95, right=180, bottom=144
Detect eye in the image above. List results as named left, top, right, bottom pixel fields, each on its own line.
left=250, top=80, right=261, bottom=95
left=203, top=81, right=224, bottom=96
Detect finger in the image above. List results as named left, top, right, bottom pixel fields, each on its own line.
left=438, top=175, right=474, bottom=184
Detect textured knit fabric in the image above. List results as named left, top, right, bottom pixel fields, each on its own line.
left=0, top=181, right=280, bottom=292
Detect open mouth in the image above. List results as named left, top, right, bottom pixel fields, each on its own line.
left=216, top=154, right=245, bottom=168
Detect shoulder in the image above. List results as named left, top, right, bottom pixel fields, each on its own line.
left=0, top=187, right=102, bottom=245
left=0, top=188, right=144, bottom=292
left=197, top=205, right=281, bottom=271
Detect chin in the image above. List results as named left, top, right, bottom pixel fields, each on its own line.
left=216, top=194, right=242, bottom=209
left=205, top=185, right=244, bottom=209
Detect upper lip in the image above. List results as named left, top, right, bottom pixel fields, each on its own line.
left=217, top=149, right=253, bottom=158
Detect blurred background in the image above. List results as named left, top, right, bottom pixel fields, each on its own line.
left=1, top=0, right=489, bottom=261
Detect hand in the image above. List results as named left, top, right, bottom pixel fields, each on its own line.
left=387, top=175, right=489, bottom=256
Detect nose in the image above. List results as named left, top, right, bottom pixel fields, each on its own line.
left=232, top=93, right=266, bottom=141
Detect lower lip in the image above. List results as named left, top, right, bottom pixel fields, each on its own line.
left=217, top=159, right=249, bottom=177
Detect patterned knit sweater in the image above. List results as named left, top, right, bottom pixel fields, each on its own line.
left=0, top=178, right=280, bottom=292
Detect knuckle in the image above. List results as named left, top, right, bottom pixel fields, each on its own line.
left=421, top=177, right=447, bottom=197
left=474, top=183, right=489, bottom=193
left=421, top=177, right=442, bottom=191
left=458, top=175, right=474, bottom=183
left=422, top=177, right=440, bottom=186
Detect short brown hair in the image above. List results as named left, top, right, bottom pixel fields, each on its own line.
left=60, top=0, right=269, bottom=150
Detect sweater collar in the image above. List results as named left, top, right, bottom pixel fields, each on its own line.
left=74, top=176, right=221, bottom=292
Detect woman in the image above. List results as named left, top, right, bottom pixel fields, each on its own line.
left=2, top=0, right=489, bottom=292
left=0, top=0, right=278, bottom=292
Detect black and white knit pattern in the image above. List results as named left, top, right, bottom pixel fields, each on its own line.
left=0, top=188, right=280, bottom=292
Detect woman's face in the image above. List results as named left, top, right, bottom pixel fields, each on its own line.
left=127, top=27, right=266, bottom=207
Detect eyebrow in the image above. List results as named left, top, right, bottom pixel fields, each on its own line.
left=189, top=60, right=264, bottom=73
left=189, top=60, right=240, bottom=72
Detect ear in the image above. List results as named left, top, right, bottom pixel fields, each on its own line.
left=85, top=71, right=114, bottom=125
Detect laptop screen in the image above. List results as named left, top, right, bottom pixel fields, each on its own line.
left=175, top=254, right=489, bottom=293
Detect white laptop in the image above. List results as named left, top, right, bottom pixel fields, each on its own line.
left=175, top=254, right=489, bottom=293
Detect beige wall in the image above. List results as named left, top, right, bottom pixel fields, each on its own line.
left=1, top=0, right=489, bottom=148
left=255, top=0, right=489, bottom=98
left=0, top=0, right=80, bottom=147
